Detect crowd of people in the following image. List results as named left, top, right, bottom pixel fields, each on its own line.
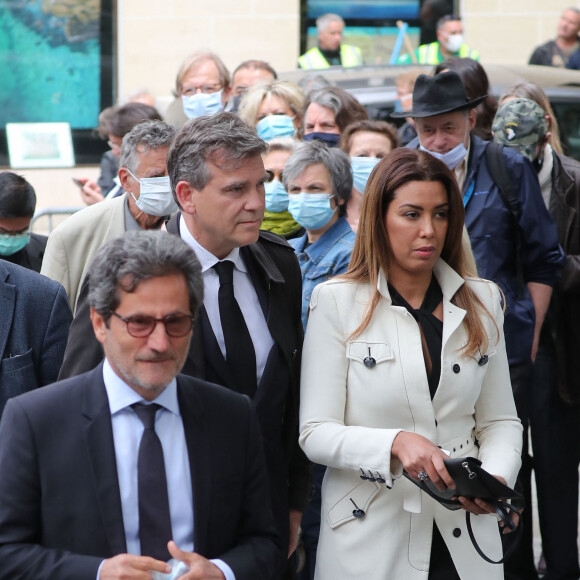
left=0, top=10, right=579, bottom=580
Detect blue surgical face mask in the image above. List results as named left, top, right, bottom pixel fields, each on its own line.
left=303, top=132, right=341, bottom=148
left=288, top=192, right=336, bottom=230
left=0, top=232, right=30, bottom=256
left=128, top=171, right=179, bottom=216
left=182, top=90, right=224, bottom=119
left=351, top=156, right=380, bottom=194
left=394, top=98, right=404, bottom=113
left=420, top=141, right=467, bottom=170
left=420, top=124, right=469, bottom=170
left=265, top=179, right=289, bottom=213
left=256, top=115, right=295, bottom=141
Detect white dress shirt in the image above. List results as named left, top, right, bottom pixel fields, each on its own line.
left=96, top=359, right=235, bottom=580
left=180, top=219, right=274, bottom=384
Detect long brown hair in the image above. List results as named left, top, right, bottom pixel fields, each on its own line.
left=344, top=148, right=494, bottom=355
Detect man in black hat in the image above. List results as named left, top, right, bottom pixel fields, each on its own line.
left=393, top=71, right=564, bottom=580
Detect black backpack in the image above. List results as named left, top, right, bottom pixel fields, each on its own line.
left=484, top=141, right=525, bottom=299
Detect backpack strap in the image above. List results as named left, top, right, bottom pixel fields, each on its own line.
left=484, top=142, right=525, bottom=299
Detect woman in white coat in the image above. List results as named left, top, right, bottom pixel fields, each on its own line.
left=299, top=148, right=523, bottom=579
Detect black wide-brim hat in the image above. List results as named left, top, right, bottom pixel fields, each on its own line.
left=390, top=70, right=487, bottom=119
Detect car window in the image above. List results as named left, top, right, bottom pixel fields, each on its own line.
left=551, top=101, right=580, bottom=161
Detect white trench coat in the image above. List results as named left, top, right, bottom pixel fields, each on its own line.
left=299, top=259, right=523, bottom=580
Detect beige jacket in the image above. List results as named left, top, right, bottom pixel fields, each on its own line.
left=41, top=195, right=127, bottom=312
left=299, top=259, right=522, bottom=580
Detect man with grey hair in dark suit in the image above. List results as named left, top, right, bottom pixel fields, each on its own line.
left=0, top=230, right=281, bottom=580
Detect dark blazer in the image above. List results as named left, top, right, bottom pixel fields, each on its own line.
left=0, top=365, right=282, bottom=580
left=0, top=259, right=71, bottom=416
left=59, top=217, right=311, bottom=551
left=544, top=151, right=580, bottom=403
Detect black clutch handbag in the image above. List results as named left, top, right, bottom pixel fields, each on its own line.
left=404, top=457, right=523, bottom=564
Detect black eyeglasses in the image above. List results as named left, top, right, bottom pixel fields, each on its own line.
left=110, top=311, right=195, bottom=338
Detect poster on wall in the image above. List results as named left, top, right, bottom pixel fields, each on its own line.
left=0, top=0, right=114, bottom=164
left=7, top=122, right=75, bottom=168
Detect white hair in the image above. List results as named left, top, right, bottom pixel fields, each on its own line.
left=316, top=13, right=344, bottom=33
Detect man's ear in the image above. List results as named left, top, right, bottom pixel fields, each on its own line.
left=119, top=167, right=134, bottom=194
left=467, top=108, right=477, bottom=130
left=90, top=307, right=108, bottom=345
left=175, top=181, right=197, bottom=215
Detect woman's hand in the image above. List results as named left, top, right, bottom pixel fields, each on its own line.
left=391, top=431, right=455, bottom=492
left=456, top=475, right=520, bottom=533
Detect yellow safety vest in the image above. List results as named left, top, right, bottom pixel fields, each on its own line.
left=398, top=42, right=479, bottom=65
left=417, top=42, right=479, bottom=64
left=298, top=45, right=363, bottom=69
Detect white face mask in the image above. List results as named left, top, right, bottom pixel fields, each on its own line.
left=420, top=141, right=467, bottom=170
left=128, top=171, right=179, bottom=216
left=419, top=123, right=469, bottom=170
left=445, top=33, right=463, bottom=54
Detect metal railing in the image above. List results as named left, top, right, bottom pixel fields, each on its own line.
left=31, top=206, right=84, bottom=234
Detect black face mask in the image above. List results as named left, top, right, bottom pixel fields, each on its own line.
left=303, top=132, right=341, bottom=147
left=229, top=94, right=243, bottom=113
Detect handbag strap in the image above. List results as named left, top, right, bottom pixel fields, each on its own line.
left=465, top=501, right=522, bottom=564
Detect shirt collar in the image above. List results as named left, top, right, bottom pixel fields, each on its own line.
left=103, top=358, right=180, bottom=416
left=377, top=258, right=464, bottom=303
left=124, top=196, right=142, bottom=232
left=454, top=138, right=471, bottom=190
left=300, top=217, right=352, bottom=263
left=180, top=219, right=246, bottom=274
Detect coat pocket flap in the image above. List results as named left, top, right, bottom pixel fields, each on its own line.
left=327, top=481, right=381, bottom=528
left=0, top=348, right=34, bottom=372
left=347, top=341, right=393, bottom=364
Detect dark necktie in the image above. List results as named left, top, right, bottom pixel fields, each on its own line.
left=213, top=260, right=257, bottom=397
left=132, top=403, right=172, bottom=561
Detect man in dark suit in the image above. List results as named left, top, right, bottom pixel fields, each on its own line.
left=0, top=231, right=281, bottom=580
left=0, top=172, right=47, bottom=273
left=59, top=113, right=309, bottom=577
left=0, top=259, right=71, bottom=416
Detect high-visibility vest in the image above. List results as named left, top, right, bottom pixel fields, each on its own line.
left=398, top=42, right=479, bottom=65
left=298, top=44, right=363, bottom=69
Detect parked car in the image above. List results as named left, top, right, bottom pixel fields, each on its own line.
left=279, top=63, right=580, bottom=160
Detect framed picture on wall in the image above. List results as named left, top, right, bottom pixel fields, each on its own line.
left=6, top=122, right=75, bottom=168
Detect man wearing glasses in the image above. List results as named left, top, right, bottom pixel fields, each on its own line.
left=59, top=112, right=309, bottom=579
left=165, top=51, right=232, bottom=128
left=0, top=230, right=281, bottom=580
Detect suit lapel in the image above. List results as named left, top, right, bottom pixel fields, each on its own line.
left=81, top=365, right=127, bottom=556
left=441, top=300, right=466, bottom=353
left=240, top=244, right=294, bottom=370
left=0, top=264, right=15, bottom=361
left=177, top=379, right=212, bottom=554
left=183, top=311, right=208, bottom=379
left=434, top=260, right=466, bottom=353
